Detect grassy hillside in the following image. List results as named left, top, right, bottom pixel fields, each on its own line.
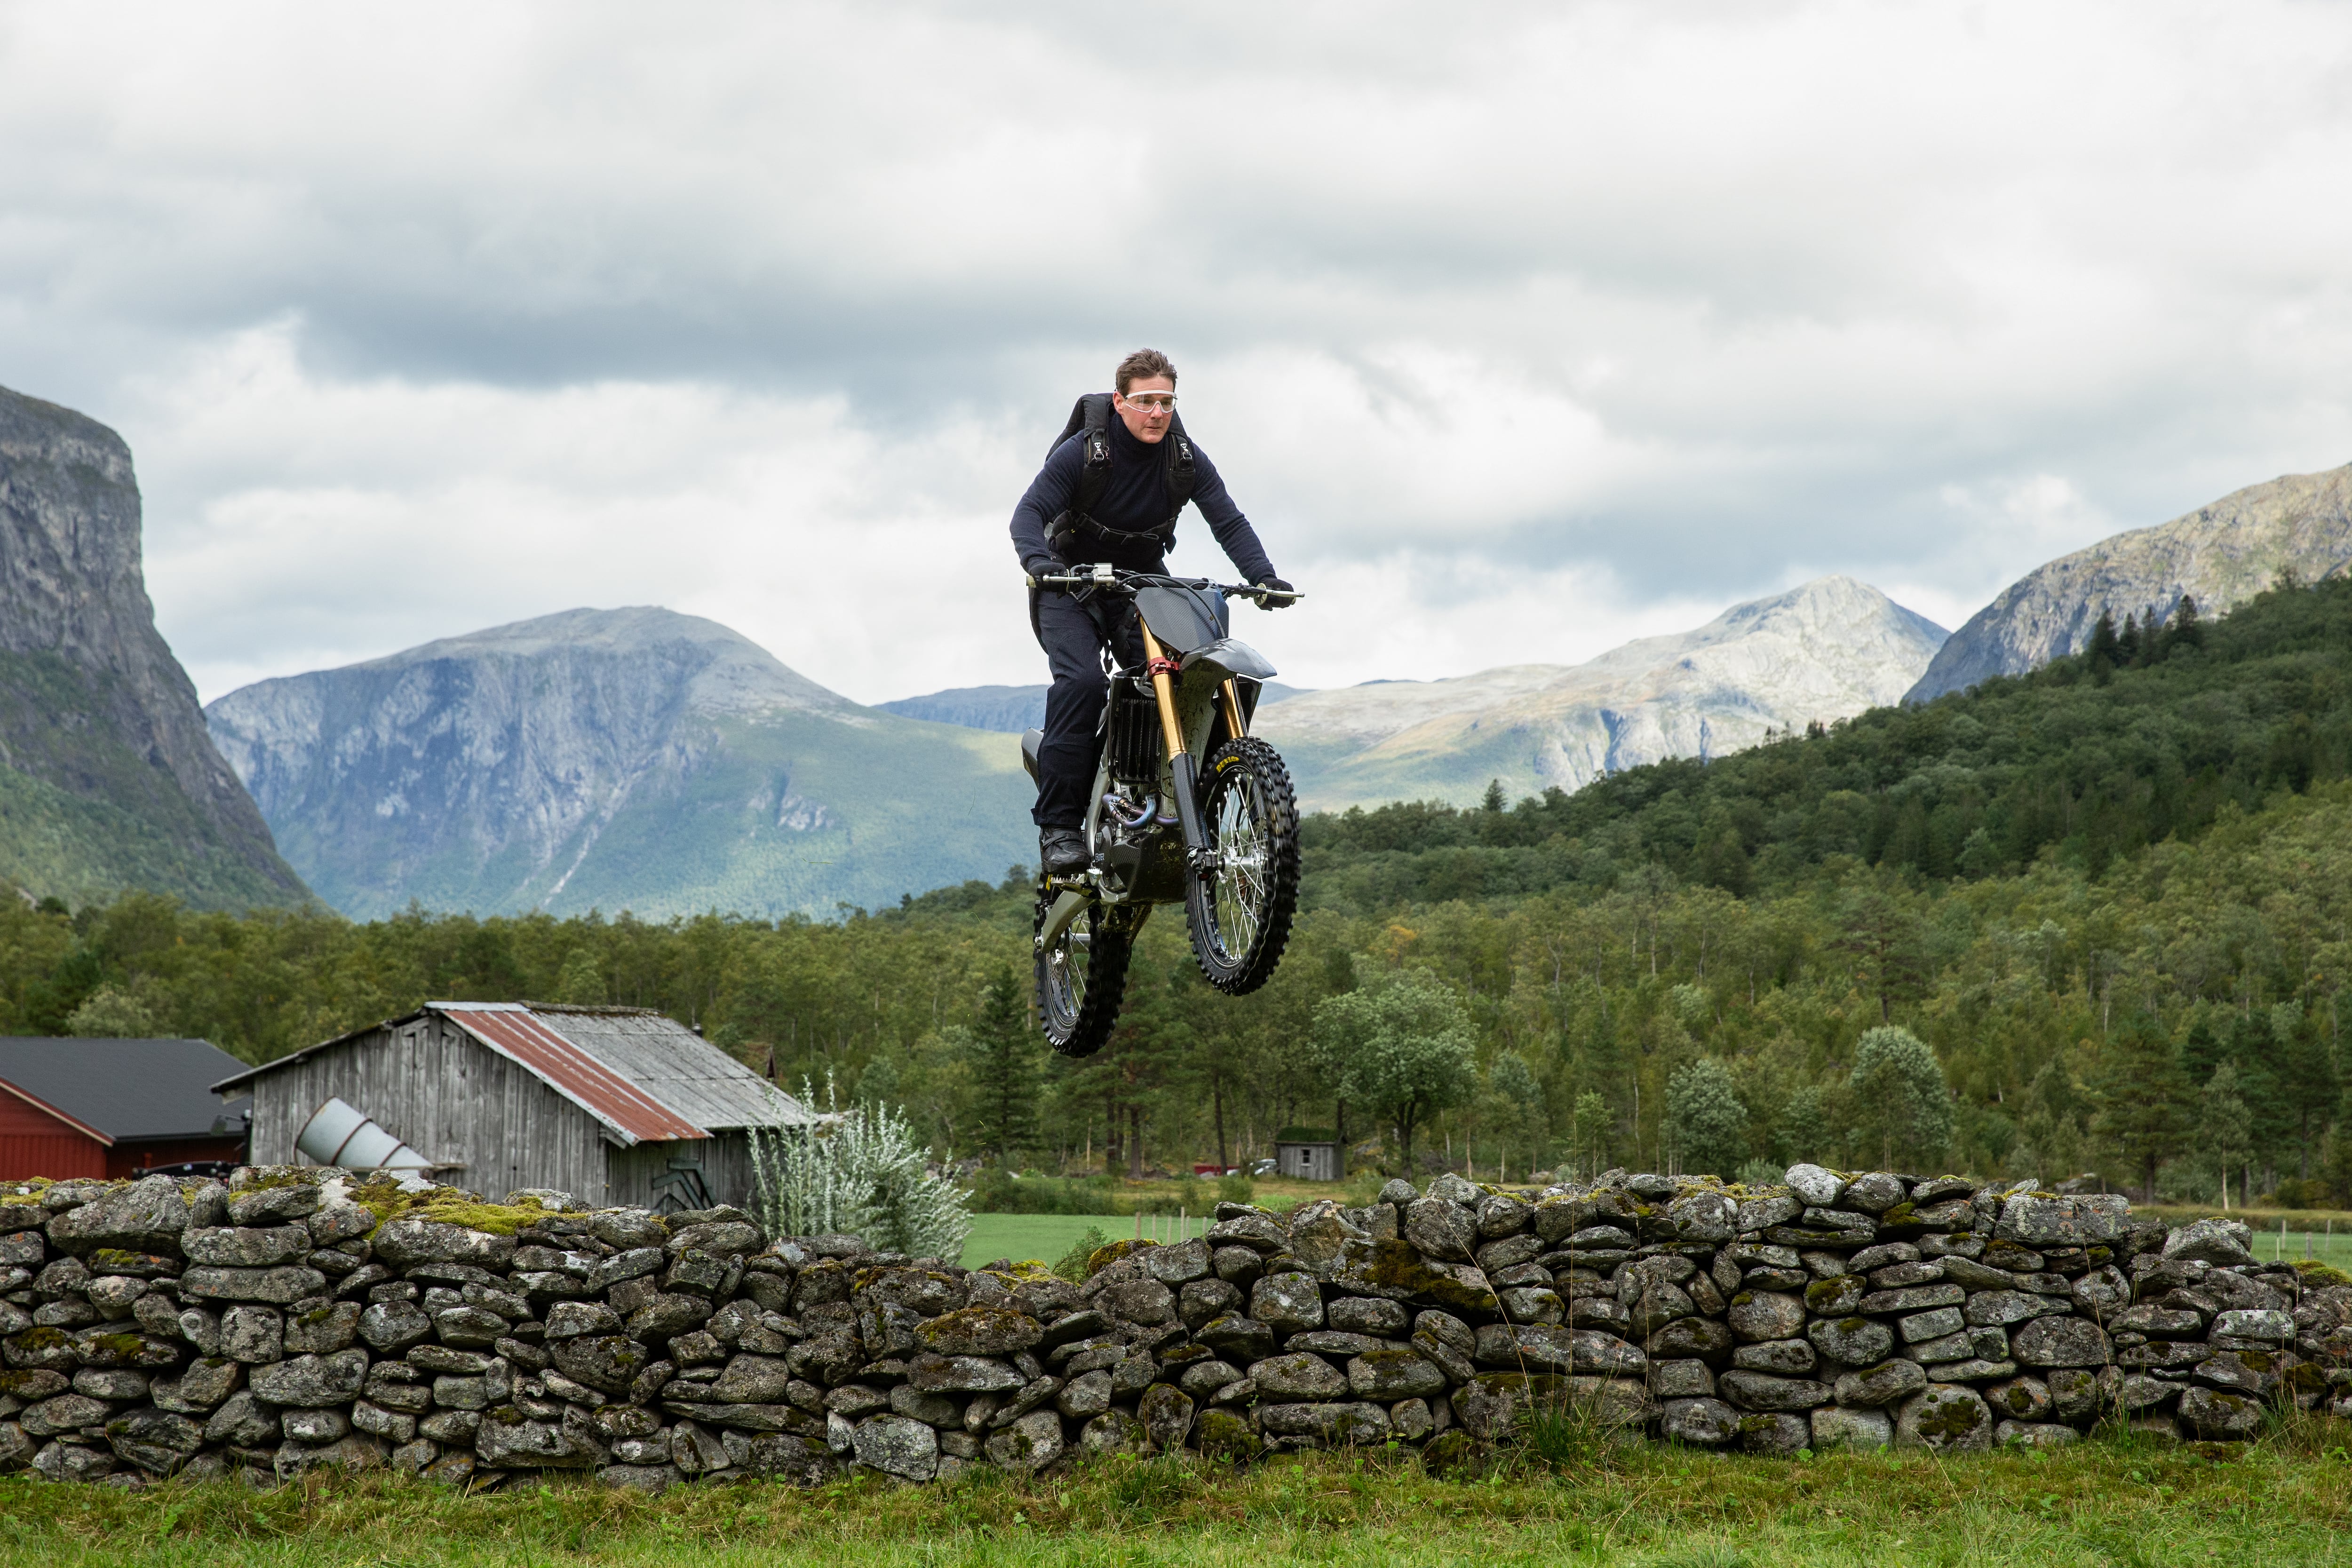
left=0, top=653, right=308, bottom=913
left=1299, top=578, right=2339, bottom=913
left=277, top=710, right=1036, bottom=922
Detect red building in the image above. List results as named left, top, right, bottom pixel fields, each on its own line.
left=0, top=1037, right=251, bottom=1180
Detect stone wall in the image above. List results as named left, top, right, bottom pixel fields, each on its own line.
left=1, top=1164, right=2344, bottom=1489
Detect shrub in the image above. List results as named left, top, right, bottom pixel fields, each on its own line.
left=747, top=1078, right=973, bottom=1260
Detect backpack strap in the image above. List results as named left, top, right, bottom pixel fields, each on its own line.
left=1044, top=394, right=1116, bottom=559
left=1157, top=411, right=1196, bottom=549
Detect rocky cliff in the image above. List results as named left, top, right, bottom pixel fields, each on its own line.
left=205, top=607, right=1034, bottom=920
left=0, top=385, right=306, bottom=910
left=1908, top=462, right=2352, bottom=702
left=1255, top=576, right=1947, bottom=812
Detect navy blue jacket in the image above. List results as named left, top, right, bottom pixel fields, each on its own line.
left=1009, top=412, right=1277, bottom=584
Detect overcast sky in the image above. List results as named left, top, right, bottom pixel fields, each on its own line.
left=5, top=1, right=2351, bottom=704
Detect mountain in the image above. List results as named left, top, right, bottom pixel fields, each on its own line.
left=1254, top=576, right=1947, bottom=812
left=1908, top=461, right=2352, bottom=702
left=0, top=385, right=307, bottom=911
left=204, top=607, right=1034, bottom=921
left=877, top=681, right=1308, bottom=733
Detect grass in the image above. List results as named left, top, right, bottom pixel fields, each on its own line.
left=6, top=1422, right=2352, bottom=1566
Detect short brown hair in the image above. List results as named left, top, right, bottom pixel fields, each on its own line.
left=1115, top=349, right=1177, bottom=395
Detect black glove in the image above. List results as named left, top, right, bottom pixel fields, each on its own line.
left=1255, top=576, right=1296, bottom=608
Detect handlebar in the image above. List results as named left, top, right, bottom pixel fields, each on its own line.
left=1030, top=563, right=1303, bottom=606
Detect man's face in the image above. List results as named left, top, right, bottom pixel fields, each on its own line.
left=1114, top=376, right=1176, bottom=444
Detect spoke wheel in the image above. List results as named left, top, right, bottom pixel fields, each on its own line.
left=1184, top=737, right=1301, bottom=995
left=1035, top=891, right=1133, bottom=1057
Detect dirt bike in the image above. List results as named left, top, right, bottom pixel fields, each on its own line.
left=1020, top=565, right=1304, bottom=1056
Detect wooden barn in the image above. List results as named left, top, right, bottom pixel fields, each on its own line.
left=0, top=1036, right=252, bottom=1180
left=211, top=1002, right=810, bottom=1210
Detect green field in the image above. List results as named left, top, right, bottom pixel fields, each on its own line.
left=5, top=1423, right=2352, bottom=1566
left=960, top=1212, right=1217, bottom=1269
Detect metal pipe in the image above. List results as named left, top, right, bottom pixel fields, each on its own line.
left=295, top=1097, right=431, bottom=1171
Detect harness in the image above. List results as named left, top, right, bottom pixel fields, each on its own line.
left=1041, top=392, right=1198, bottom=561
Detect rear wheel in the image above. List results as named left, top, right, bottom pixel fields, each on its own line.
left=1035, top=892, right=1134, bottom=1056
left=1184, top=737, right=1301, bottom=995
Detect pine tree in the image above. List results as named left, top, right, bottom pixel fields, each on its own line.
left=1482, top=778, right=1507, bottom=813
left=2087, top=609, right=2121, bottom=683
left=1666, top=1058, right=1748, bottom=1176
left=966, top=966, right=1037, bottom=1162
left=2090, top=1016, right=2194, bottom=1201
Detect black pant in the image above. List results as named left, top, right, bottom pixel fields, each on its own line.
left=1031, top=588, right=1144, bottom=828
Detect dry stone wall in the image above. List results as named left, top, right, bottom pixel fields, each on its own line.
left=2, top=1164, right=2347, bottom=1489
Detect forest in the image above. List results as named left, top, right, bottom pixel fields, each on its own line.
left=6, top=576, right=2352, bottom=1208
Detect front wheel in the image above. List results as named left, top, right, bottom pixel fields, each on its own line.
left=1185, top=737, right=1301, bottom=995
left=1035, top=893, right=1134, bottom=1056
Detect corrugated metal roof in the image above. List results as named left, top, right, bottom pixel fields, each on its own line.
left=533, top=1007, right=812, bottom=1132
left=437, top=1003, right=707, bottom=1146
left=0, top=1038, right=254, bottom=1141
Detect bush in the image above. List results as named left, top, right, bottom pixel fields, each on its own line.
left=1051, top=1225, right=1112, bottom=1282
left=746, top=1079, right=973, bottom=1260
left=1217, top=1171, right=1256, bottom=1205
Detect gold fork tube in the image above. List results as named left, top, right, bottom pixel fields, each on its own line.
left=1220, top=679, right=1247, bottom=740
left=1139, top=623, right=1187, bottom=760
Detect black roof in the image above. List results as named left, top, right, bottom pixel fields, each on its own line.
left=0, top=1037, right=252, bottom=1143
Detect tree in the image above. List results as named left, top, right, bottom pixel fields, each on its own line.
left=2089, top=1017, right=2194, bottom=1201
left=1312, top=969, right=1476, bottom=1174
left=65, top=985, right=158, bottom=1038
left=2197, top=1062, right=2253, bottom=1210
left=1482, top=779, right=1506, bottom=813
left=1569, top=1090, right=1612, bottom=1177
left=965, top=967, right=1036, bottom=1163
left=1848, top=1026, right=1952, bottom=1171
left=1666, top=1058, right=1748, bottom=1177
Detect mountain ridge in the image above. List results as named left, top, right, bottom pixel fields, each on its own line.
left=0, top=383, right=308, bottom=911
left=1908, top=461, right=2352, bottom=702
left=205, top=607, right=1033, bottom=921
left=1257, top=575, right=1947, bottom=812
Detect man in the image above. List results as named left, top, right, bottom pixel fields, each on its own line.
left=1010, top=348, right=1293, bottom=877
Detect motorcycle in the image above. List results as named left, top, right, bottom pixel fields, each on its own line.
left=1020, top=565, right=1304, bottom=1055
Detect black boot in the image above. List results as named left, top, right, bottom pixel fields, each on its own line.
left=1039, top=826, right=1090, bottom=877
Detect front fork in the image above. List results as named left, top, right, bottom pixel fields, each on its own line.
left=1139, top=625, right=1248, bottom=873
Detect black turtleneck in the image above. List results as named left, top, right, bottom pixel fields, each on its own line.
left=1009, top=412, right=1277, bottom=584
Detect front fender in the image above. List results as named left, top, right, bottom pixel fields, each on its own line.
left=1180, top=637, right=1277, bottom=684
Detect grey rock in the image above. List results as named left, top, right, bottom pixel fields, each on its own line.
left=1717, top=1370, right=1831, bottom=1412
left=72, top=1367, right=149, bottom=1401
left=48, top=1177, right=190, bottom=1259
left=2048, top=1366, right=2121, bottom=1423
left=370, top=1220, right=516, bottom=1271
left=1964, top=1290, right=2068, bottom=1328
left=476, top=1411, right=601, bottom=1469
left=1811, top=1405, right=1892, bottom=1451
left=283, top=1406, right=352, bottom=1444
left=150, top=1357, right=239, bottom=1412
left=546, top=1300, right=626, bottom=1339
left=1179, top=1359, right=1242, bottom=1398
left=1841, top=1173, right=1907, bottom=1214
left=1994, top=1419, right=2079, bottom=1449
left=1667, top=1190, right=1737, bottom=1243
left=359, top=1299, right=433, bottom=1354
left=1347, top=1350, right=1447, bottom=1400
left=1736, top=1194, right=1805, bottom=1232
left=204, top=1391, right=280, bottom=1447
left=182, top=1227, right=311, bottom=1269
left=1250, top=1352, right=1348, bottom=1401
left=908, top=1353, right=1024, bottom=1394
left=2162, top=1218, right=2255, bottom=1267
left=105, top=1409, right=206, bottom=1474
left=31, top=1440, right=116, bottom=1481
left=1737, top=1410, right=1812, bottom=1456
left=252, top=1350, right=369, bottom=1408
left=851, top=1413, right=938, bottom=1480
left=1983, top=1375, right=2052, bottom=1422
left=226, top=1184, right=322, bottom=1226
left=284, top=1300, right=362, bottom=1355
left=1731, top=1339, right=1816, bottom=1377
left=984, top=1409, right=1064, bottom=1472
left=181, top=1266, right=328, bottom=1305
left=2010, top=1316, right=2110, bottom=1369
left=1782, top=1164, right=1845, bottom=1207
left=1405, top=1200, right=1478, bottom=1263
left=709, top=1353, right=793, bottom=1404
left=1834, top=1359, right=1928, bottom=1409
left=21, top=1393, right=111, bottom=1435
left=1259, top=1400, right=1392, bottom=1446
left=1327, top=1297, right=1411, bottom=1337
left=1894, top=1385, right=1993, bottom=1451
left=1077, top=1408, right=1149, bottom=1456
left=1651, top=1359, right=1716, bottom=1398
left=550, top=1335, right=651, bottom=1396
left=2176, top=1384, right=2263, bottom=1440
left=1727, top=1291, right=1806, bottom=1343
left=2213, top=1308, right=2293, bottom=1342
left=1808, top=1315, right=1895, bottom=1366
left=1658, top=1395, right=1740, bottom=1446
left=1196, top=1313, right=1277, bottom=1364
left=1900, top=1307, right=1966, bottom=1343
left=1205, top=1212, right=1288, bottom=1256
left=1142, top=1238, right=1212, bottom=1286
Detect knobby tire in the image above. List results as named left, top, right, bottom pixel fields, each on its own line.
left=1034, top=891, right=1132, bottom=1057
left=1185, top=736, right=1301, bottom=995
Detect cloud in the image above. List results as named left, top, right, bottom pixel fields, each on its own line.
left=5, top=0, right=2352, bottom=701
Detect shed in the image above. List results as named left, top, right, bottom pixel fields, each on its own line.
left=1273, top=1128, right=1341, bottom=1183
left=210, top=1002, right=810, bottom=1211
left=0, top=1037, right=252, bottom=1181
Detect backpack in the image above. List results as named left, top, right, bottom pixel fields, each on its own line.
left=1041, top=392, right=1197, bottom=559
